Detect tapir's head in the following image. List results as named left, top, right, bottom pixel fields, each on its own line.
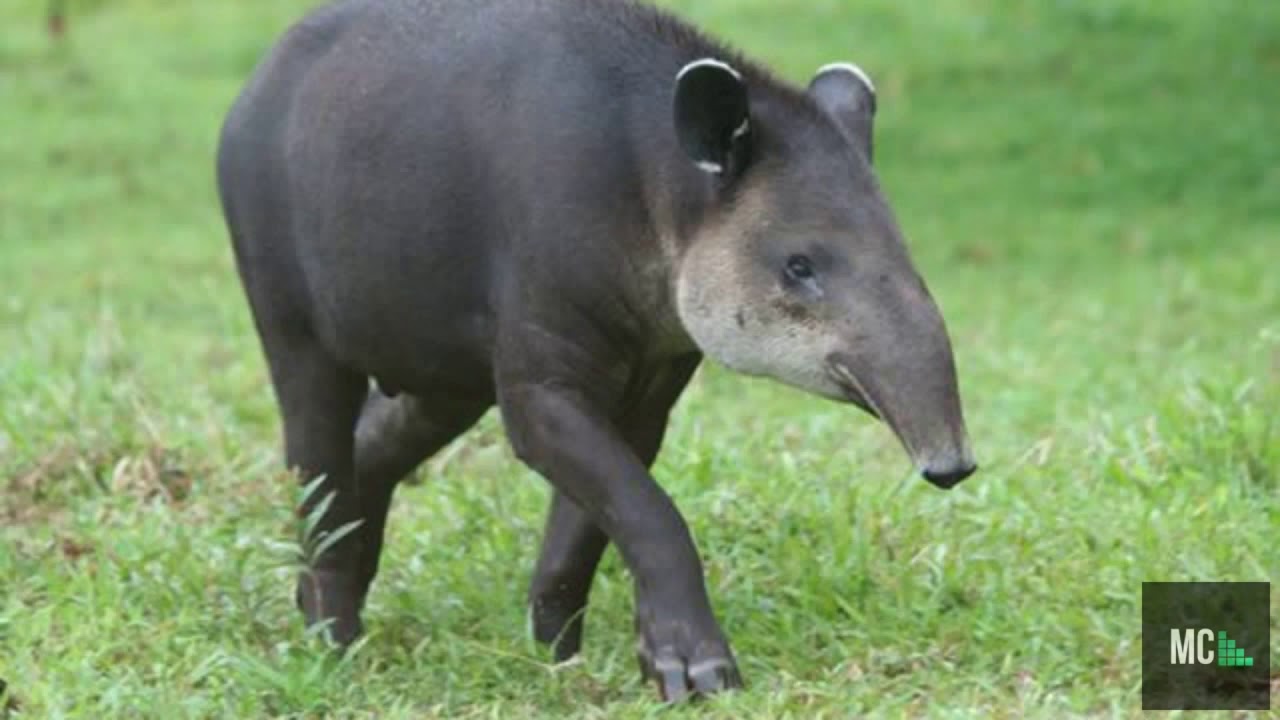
left=670, top=58, right=976, bottom=489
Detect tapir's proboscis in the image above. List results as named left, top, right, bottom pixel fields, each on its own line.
left=217, top=0, right=976, bottom=702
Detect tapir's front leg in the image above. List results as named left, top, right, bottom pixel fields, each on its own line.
left=499, top=378, right=740, bottom=702
left=527, top=354, right=702, bottom=663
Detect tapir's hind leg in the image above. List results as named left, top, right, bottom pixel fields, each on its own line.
left=269, top=363, right=489, bottom=645
left=528, top=492, right=609, bottom=660
left=258, top=333, right=368, bottom=646
left=351, top=389, right=490, bottom=601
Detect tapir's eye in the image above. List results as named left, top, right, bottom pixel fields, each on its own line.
left=784, top=254, right=815, bottom=282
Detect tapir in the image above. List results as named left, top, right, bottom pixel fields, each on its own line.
left=216, top=0, right=976, bottom=702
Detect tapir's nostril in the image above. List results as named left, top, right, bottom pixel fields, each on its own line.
left=921, top=462, right=977, bottom=490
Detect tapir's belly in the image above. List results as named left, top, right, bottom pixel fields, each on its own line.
left=293, top=211, right=502, bottom=396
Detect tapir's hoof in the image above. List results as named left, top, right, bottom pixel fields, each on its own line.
left=295, top=570, right=365, bottom=648
left=637, top=647, right=743, bottom=702
left=634, top=621, right=743, bottom=702
left=529, top=594, right=588, bottom=663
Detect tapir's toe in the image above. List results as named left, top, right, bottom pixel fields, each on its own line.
left=689, top=657, right=742, bottom=695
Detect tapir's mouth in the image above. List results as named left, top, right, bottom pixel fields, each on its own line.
left=825, top=361, right=882, bottom=422
left=826, top=358, right=924, bottom=466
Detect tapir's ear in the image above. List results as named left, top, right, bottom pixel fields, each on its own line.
left=673, top=58, right=752, bottom=178
left=808, top=63, right=877, bottom=163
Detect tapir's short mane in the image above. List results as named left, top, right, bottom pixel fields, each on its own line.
left=601, top=1, right=751, bottom=64
left=591, top=0, right=816, bottom=111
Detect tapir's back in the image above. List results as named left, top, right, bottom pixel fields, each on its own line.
left=219, top=0, right=724, bottom=259
left=217, top=0, right=726, bottom=377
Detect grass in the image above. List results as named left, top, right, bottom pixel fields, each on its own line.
left=2, top=0, right=1278, bottom=717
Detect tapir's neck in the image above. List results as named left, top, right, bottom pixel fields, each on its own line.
left=625, top=144, right=722, bottom=359
left=623, top=196, right=702, bottom=359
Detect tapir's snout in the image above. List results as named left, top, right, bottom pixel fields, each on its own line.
left=827, top=295, right=977, bottom=491
left=915, top=403, right=977, bottom=491
left=922, top=457, right=977, bottom=490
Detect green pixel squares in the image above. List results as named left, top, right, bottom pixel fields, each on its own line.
left=1216, top=631, right=1253, bottom=668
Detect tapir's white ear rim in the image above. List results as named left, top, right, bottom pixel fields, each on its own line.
left=814, top=62, right=875, bottom=96
left=673, top=58, right=752, bottom=178
left=677, top=57, right=743, bottom=83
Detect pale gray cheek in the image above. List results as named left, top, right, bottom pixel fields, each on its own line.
left=742, top=315, right=834, bottom=387
left=685, top=302, right=846, bottom=399
left=677, top=266, right=838, bottom=392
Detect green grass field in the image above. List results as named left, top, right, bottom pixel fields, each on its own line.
left=2, top=0, right=1278, bottom=717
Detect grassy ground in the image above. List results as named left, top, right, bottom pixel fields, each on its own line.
left=2, top=0, right=1278, bottom=717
